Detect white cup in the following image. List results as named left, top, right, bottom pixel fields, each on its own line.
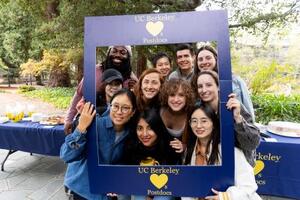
left=32, top=113, right=43, bottom=122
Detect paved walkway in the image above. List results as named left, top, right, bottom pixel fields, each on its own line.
left=0, top=86, right=68, bottom=199
left=0, top=150, right=67, bottom=200
left=0, top=86, right=294, bottom=200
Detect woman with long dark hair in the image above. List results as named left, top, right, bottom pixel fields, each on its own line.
left=183, top=104, right=261, bottom=200
left=192, top=45, right=255, bottom=121
left=124, top=108, right=179, bottom=166
left=60, top=89, right=136, bottom=200
left=191, top=70, right=260, bottom=167
left=123, top=108, right=176, bottom=200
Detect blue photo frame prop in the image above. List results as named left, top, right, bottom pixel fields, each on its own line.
left=84, top=10, right=234, bottom=197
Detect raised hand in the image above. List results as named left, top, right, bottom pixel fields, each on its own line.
left=226, top=93, right=242, bottom=123
left=76, top=102, right=96, bottom=133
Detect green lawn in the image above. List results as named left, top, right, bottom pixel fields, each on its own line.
left=20, top=87, right=75, bottom=109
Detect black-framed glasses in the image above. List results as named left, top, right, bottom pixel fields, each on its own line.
left=110, top=104, right=132, bottom=114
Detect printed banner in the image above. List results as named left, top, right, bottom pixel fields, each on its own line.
left=84, top=10, right=234, bottom=197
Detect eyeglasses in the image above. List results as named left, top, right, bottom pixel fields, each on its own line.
left=110, top=104, right=132, bottom=114
left=189, top=118, right=210, bottom=127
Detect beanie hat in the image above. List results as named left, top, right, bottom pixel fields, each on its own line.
left=101, top=69, right=123, bottom=83
left=107, top=46, right=132, bottom=57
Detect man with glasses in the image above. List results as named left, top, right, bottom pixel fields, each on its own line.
left=64, top=46, right=138, bottom=134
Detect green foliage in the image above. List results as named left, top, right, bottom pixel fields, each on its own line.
left=18, top=85, right=36, bottom=93
left=252, top=94, right=300, bottom=124
left=22, top=87, right=75, bottom=109
left=249, top=61, right=295, bottom=95
left=1, top=0, right=298, bottom=86
left=232, top=57, right=296, bottom=95
left=0, top=0, right=35, bottom=68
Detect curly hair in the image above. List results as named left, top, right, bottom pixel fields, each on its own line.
left=133, top=68, right=164, bottom=112
left=159, top=78, right=195, bottom=113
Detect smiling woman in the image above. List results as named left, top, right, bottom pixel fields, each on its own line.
left=123, top=108, right=177, bottom=165
left=134, top=68, right=164, bottom=112
left=123, top=108, right=178, bottom=200
left=183, top=104, right=261, bottom=200
left=159, top=78, right=195, bottom=164
left=82, top=11, right=242, bottom=196
left=60, top=88, right=137, bottom=200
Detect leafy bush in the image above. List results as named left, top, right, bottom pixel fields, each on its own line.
left=249, top=61, right=295, bottom=95
left=18, top=85, right=36, bottom=93
left=252, top=94, right=300, bottom=124
left=22, top=87, right=75, bottom=109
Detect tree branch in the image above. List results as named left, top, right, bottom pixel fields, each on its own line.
left=229, top=3, right=299, bottom=29
left=149, top=0, right=203, bottom=10
left=1, top=57, right=17, bottom=69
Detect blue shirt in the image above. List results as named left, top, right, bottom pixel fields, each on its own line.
left=232, top=75, right=255, bottom=121
left=60, top=116, right=130, bottom=200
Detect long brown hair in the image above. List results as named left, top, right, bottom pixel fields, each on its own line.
left=133, top=68, right=164, bottom=112
left=191, top=70, right=219, bottom=101
left=194, top=45, right=218, bottom=76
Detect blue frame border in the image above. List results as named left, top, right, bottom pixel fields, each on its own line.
left=84, top=10, right=234, bottom=197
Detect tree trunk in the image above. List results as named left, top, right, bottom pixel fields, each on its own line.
left=35, top=75, right=43, bottom=86
left=7, top=73, right=11, bottom=88
left=77, top=56, right=84, bottom=84
left=136, top=49, right=147, bottom=77
left=45, top=0, right=59, bottom=20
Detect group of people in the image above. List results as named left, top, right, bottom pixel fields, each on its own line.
left=60, top=44, right=261, bottom=200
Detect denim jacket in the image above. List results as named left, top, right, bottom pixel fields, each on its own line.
left=60, top=116, right=130, bottom=200
left=232, top=75, right=255, bottom=121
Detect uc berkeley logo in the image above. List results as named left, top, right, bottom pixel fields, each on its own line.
left=254, top=160, right=265, bottom=175
left=146, top=21, right=164, bottom=37
left=254, top=152, right=282, bottom=186
left=150, top=174, right=168, bottom=189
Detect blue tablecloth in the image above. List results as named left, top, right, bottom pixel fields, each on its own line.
left=0, top=121, right=65, bottom=156
left=256, top=131, right=300, bottom=199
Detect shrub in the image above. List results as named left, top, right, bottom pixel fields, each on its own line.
left=252, top=94, right=300, bottom=124
left=249, top=61, right=294, bottom=95
left=18, top=85, right=36, bottom=93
